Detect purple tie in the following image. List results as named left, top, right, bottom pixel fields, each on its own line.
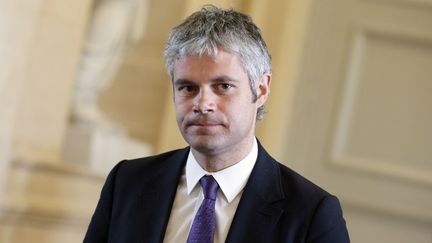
left=187, top=175, right=219, bottom=243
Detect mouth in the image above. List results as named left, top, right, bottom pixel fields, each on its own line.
left=190, top=122, right=219, bottom=126
left=187, top=123, right=221, bottom=130
left=185, top=118, right=225, bottom=132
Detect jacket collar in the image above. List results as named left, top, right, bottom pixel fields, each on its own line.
left=226, top=141, right=285, bottom=242
left=138, top=147, right=189, bottom=243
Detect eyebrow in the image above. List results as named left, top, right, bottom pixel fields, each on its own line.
left=173, top=79, right=196, bottom=87
left=174, top=75, right=239, bottom=86
left=212, top=75, right=239, bottom=83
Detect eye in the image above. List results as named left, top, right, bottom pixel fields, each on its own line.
left=178, top=85, right=198, bottom=95
left=216, top=83, right=234, bottom=92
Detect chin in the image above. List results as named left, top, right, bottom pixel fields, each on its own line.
left=187, top=137, right=222, bottom=155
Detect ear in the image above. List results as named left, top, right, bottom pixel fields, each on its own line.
left=255, top=73, right=272, bottom=107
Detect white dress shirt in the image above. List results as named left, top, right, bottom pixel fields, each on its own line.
left=163, top=139, right=258, bottom=243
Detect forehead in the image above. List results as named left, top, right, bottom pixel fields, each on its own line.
left=173, top=50, right=248, bottom=80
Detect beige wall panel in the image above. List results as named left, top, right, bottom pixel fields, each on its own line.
left=345, top=206, right=432, bottom=243
left=252, top=0, right=312, bottom=160
left=183, top=0, right=244, bottom=13
left=0, top=0, right=45, bottom=198
left=100, top=41, right=168, bottom=143
left=12, top=0, right=92, bottom=163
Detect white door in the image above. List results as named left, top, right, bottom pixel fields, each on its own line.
left=283, top=0, right=432, bottom=242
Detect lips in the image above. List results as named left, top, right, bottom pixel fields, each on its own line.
left=187, top=122, right=220, bottom=128
left=190, top=122, right=219, bottom=126
left=184, top=116, right=224, bottom=128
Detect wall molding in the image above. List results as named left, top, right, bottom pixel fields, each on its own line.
left=328, top=26, right=432, bottom=187
left=0, top=159, right=103, bottom=235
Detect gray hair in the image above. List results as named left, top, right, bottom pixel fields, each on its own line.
left=164, top=5, right=271, bottom=120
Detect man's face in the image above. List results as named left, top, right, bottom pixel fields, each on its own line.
left=173, top=50, right=269, bottom=157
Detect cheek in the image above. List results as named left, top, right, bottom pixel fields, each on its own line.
left=223, top=99, right=255, bottom=120
left=175, top=99, right=195, bottom=123
left=174, top=101, right=187, bottom=120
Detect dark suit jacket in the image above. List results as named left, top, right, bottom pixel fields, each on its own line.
left=84, top=143, right=350, bottom=243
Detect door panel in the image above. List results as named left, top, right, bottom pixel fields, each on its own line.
left=284, top=0, right=432, bottom=242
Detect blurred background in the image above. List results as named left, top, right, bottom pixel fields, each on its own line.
left=1, top=0, right=431, bottom=242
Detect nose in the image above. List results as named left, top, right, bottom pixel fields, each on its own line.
left=193, top=88, right=215, bottom=114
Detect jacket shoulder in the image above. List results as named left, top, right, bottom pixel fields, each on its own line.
left=106, top=147, right=189, bottom=190
left=115, top=147, right=188, bottom=175
left=277, top=162, right=331, bottom=202
left=273, top=160, right=349, bottom=242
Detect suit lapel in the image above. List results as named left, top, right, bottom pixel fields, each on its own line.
left=137, top=148, right=189, bottom=243
left=226, top=143, right=285, bottom=243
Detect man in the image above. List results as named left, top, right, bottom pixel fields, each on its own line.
left=84, top=5, right=350, bottom=243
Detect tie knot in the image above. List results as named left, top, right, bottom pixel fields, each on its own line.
left=199, top=175, right=219, bottom=200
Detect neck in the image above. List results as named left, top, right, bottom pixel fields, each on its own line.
left=191, top=138, right=255, bottom=172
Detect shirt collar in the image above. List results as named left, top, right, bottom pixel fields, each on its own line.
left=185, top=138, right=258, bottom=203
